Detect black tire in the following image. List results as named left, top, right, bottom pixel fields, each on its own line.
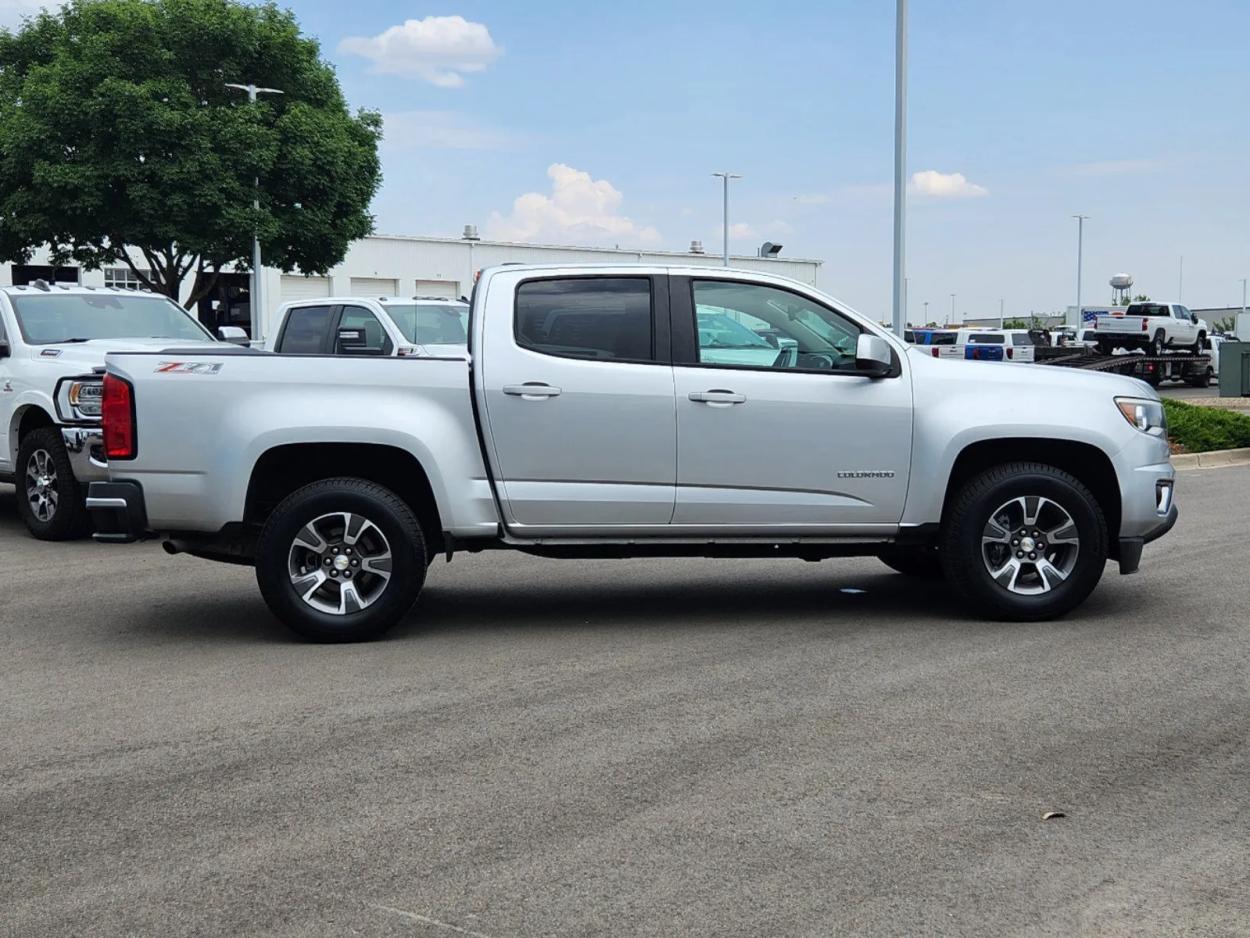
left=1095, top=338, right=1114, bottom=356
left=877, top=544, right=944, bottom=578
left=940, top=463, right=1107, bottom=621
left=15, top=427, right=88, bottom=541
left=255, top=478, right=427, bottom=642
left=1191, top=331, right=1206, bottom=355
left=1188, top=368, right=1212, bottom=389
left=1147, top=330, right=1165, bottom=357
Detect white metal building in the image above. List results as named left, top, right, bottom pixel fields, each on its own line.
left=2, top=232, right=823, bottom=343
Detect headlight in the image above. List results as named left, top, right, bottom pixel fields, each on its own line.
left=1115, top=397, right=1166, bottom=437
left=68, top=380, right=103, bottom=418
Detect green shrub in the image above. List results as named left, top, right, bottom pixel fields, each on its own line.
left=1162, top=399, right=1250, bottom=453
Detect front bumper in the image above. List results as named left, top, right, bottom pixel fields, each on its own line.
left=61, top=427, right=108, bottom=483
left=86, top=481, right=152, bottom=543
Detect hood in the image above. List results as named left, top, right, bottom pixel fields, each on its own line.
left=28, top=336, right=219, bottom=369
left=906, top=346, right=1159, bottom=399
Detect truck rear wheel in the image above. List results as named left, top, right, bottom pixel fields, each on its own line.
left=1147, top=330, right=1165, bottom=356
left=940, top=463, right=1107, bottom=621
left=255, top=478, right=427, bottom=642
left=16, top=427, right=88, bottom=540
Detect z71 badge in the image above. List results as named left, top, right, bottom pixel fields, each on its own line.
left=155, top=361, right=223, bottom=375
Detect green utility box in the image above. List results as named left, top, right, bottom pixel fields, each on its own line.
left=1219, top=341, right=1250, bottom=397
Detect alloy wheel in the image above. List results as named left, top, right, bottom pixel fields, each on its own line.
left=981, top=495, right=1080, bottom=596
left=25, top=449, right=59, bottom=522
left=287, top=512, right=393, bottom=615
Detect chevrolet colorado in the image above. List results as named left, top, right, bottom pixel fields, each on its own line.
left=87, top=265, right=1178, bottom=641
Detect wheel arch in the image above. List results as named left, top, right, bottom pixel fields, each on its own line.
left=244, top=443, right=445, bottom=554
left=941, top=438, right=1121, bottom=544
left=10, top=404, right=56, bottom=456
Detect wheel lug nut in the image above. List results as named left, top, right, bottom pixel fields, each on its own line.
left=329, top=570, right=338, bottom=578
left=324, top=557, right=332, bottom=565
left=1016, top=551, right=1024, bottom=558
left=350, top=559, right=359, bottom=567
left=1029, top=552, right=1037, bottom=560
left=345, top=548, right=352, bottom=555
left=1012, top=539, right=1019, bottom=546
left=343, top=571, right=352, bottom=579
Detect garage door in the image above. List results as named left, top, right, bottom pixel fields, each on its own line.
left=280, top=275, right=331, bottom=302
left=349, top=277, right=399, bottom=297
left=415, top=279, right=460, bottom=299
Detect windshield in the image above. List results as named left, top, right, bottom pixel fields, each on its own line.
left=384, top=304, right=469, bottom=345
left=11, top=293, right=212, bottom=345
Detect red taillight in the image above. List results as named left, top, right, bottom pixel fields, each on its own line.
left=1142, top=319, right=1148, bottom=331
left=931, top=347, right=940, bottom=357
left=102, top=373, right=135, bottom=460
left=1007, top=347, right=1015, bottom=359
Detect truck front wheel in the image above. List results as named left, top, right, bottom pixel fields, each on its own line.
left=255, top=478, right=427, bottom=642
left=940, top=463, right=1107, bottom=621
left=16, top=427, right=88, bottom=540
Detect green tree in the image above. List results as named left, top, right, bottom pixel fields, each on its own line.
left=0, top=0, right=381, bottom=307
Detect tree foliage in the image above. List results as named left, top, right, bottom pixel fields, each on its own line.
left=0, top=0, right=381, bottom=305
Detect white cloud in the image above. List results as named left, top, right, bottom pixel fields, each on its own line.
left=910, top=170, right=988, bottom=199
left=382, top=111, right=515, bottom=151
left=338, top=15, right=501, bottom=87
left=0, top=0, right=50, bottom=30
left=486, top=164, right=661, bottom=247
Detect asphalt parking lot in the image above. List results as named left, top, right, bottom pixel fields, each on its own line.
left=3, top=467, right=1249, bottom=938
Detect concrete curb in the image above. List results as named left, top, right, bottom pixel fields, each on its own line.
left=1172, top=447, right=1250, bottom=471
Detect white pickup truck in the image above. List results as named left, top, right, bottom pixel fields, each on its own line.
left=928, top=328, right=1037, bottom=363
left=267, top=295, right=470, bottom=357
left=1094, top=302, right=1208, bottom=356
left=0, top=283, right=239, bottom=539
left=87, top=264, right=1178, bottom=641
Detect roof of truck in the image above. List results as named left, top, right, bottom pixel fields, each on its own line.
left=0, top=282, right=165, bottom=298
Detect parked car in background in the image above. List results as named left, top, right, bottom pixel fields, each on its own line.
left=268, top=296, right=471, bottom=358
left=904, top=328, right=958, bottom=346
left=89, top=264, right=1176, bottom=641
left=929, top=328, right=1037, bottom=362
left=0, top=282, right=235, bottom=539
left=1094, top=303, right=1208, bottom=356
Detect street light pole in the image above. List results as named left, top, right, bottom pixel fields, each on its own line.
left=711, top=172, right=741, bottom=267
left=999, top=298, right=1005, bottom=329
left=950, top=293, right=956, bottom=325
left=891, top=0, right=908, bottom=338
left=1241, top=278, right=1247, bottom=320
left=923, top=300, right=929, bottom=323
left=1073, top=215, right=1089, bottom=328
left=226, top=82, right=284, bottom=341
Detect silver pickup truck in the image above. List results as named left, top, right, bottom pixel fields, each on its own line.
left=87, top=264, right=1178, bottom=641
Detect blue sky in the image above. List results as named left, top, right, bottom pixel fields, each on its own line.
left=9, top=0, right=1250, bottom=319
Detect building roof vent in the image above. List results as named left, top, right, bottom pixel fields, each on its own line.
left=689, top=240, right=705, bottom=254
left=462, top=224, right=481, bottom=241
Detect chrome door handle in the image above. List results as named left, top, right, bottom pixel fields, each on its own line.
left=503, top=383, right=562, bottom=398
left=689, top=390, right=746, bottom=404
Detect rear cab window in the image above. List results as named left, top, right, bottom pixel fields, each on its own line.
left=276, top=305, right=335, bottom=353
left=515, top=278, right=654, bottom=362
left=967, top=333, right=1005, bottom=344
left=1126, top=303, right=1170, bottom=318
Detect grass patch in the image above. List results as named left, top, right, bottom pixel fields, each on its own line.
left=1163, top=399, right=1250, bottom=453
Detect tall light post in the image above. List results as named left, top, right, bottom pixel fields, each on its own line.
left=891, top=0, right=908, bottom=337
left=1240, top=278, right=1247, bottom=319
left=999, top=298, right=1005, bottom=329
left=950, top=293, right=956, bottom=325
left=923, top=300, right=929, bottom=323
left=226, top=82, right=284, bottom=341
left=711, top=172, right=741, bottom=267
left=1073, top=215, right=1089, bottom=328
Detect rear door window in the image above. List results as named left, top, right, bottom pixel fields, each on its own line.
left=967, top=334, right=1005, bottom=344
left=276, top=306, right=335, bottom=353
left=515, top=278, right=653, bottom=362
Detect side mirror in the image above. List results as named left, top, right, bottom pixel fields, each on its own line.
left=336, top=326, right=384, bottom=355
left=762, top=334, right=780, bottom=349
left=1191, top=313, right=1199, bottom=324
left=217, top=325, right=250, bottom=346
left=0, top=338, right=9, bottom=359
left=855, top=334, right=894, bottom=378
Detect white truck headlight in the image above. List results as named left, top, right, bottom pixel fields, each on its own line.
left=68, top=380, right=104, bottom=418
left=1115, top=397, right=1166, bottom=437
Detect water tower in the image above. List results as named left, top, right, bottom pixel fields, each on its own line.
left=1110, top=273, right=1134, bottom=305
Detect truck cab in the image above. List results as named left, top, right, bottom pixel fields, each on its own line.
left=268, top=295, right=470, bottom=358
